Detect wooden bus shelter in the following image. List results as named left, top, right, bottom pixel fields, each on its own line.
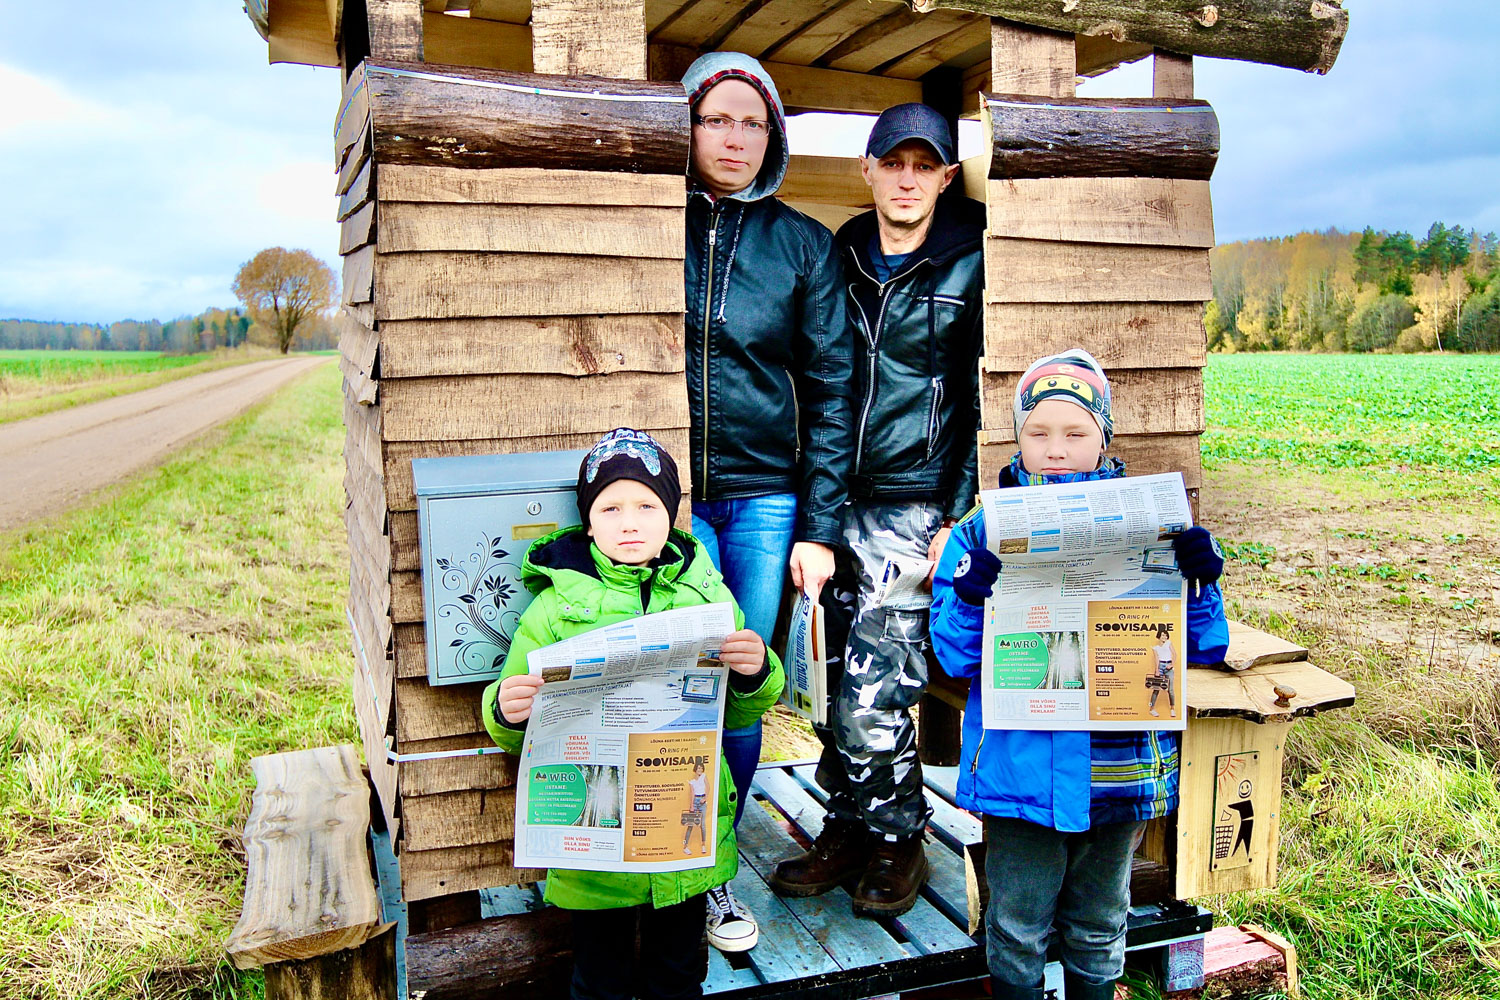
left=230, top=2, right=1353, bottom=997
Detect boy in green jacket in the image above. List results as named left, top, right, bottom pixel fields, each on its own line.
left=482, top=428, right=784, bottom=999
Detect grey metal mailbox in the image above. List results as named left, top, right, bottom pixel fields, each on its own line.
left=412, top=449, right=589, bottom=686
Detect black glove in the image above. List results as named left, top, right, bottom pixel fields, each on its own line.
left=953, top=547, right=1002, bottom=606
left=1172, top=527, right=1224, bottom=586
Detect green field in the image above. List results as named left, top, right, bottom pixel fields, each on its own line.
left=0, top=355, right=1496, bottom=999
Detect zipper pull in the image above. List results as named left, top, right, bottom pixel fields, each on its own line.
left=708, top=226, right=717, bottom=248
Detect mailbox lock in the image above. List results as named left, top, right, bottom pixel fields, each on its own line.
left=1272, top=684, right=1297, bottom=708
left=527, top=501, right=543, bottom=516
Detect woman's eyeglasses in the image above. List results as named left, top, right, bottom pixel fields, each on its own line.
left=692, top=114, right=773, bottom=138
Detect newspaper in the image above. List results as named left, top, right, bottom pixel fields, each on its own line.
left=780, top=593, right=827, bottom=725
left=514, top=603, right=737, bottom=873
left=978, top=473, right=1192, bottom=732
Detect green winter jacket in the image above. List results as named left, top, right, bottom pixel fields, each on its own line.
left=481, top=525, right=784, bottom=910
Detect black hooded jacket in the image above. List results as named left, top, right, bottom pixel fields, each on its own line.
left=836, top=196, right=986, bottom=522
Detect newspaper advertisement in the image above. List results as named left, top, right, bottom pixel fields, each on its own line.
left=780, top=593, right=827, bottom=725
left=514, top=603, right=736, bottom=873
left=978, top=473, right=1192, bottom=732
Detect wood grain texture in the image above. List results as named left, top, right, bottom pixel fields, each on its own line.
left=979, top=432, right=1203, bottom=489
left=342, top=245, right=375, bottom=306
left=779, top=155, right=872, bottom=207
left=368, top=0, right=424, bottom=60
left=986, top=177, right=1214, bottom=248
left=984, top=94, right=1220, bottom=180
left=380, top=370, right=689, bottom=442
left=402, top=751, right=519, bottom=798
left=985, top=239, right=1212, bottom=303
left=1222, top=620, right=1310, bottom=673
left=378, top=202, right=684, bottom=257
left=377, top=164, right=687, bottom=206
left=374, top=252, right=684, bottom=320
left=1153, top=49, right=1194, bottom=98
left=379, top=314, right=684, bottom=379
left=366, top=60, right=688, bottom=174
left=1188, top=659, right=1356, bottom=723
left=981, top=368, right=1205, bottom=436
left=353, top=652, right=401, bottom=839
left=912, top=0, right=1349, bottom=73
left=395, top=676, right=487, bottom=743
left=990, top=18, right=1074, bottom=97
left=422, top=8, right=533, bottom=72
left=260, top=926, right=397, bottom=1000
left=983, top=302, right=1207, bottom=370
left=402, top=788, right=517, bottom=850
left=400, top=843, right=546, bottom=902
left=341, top=199, right=377, bottom=256
left=337, top=118, right=370, bottom=196
left=226, top=746, right=386, bottom=968
left=532, top=0, right=647, bottom=78
left=338, top=158, right=373, bottom=223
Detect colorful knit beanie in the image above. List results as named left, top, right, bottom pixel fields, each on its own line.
left=576, top=428, right=681, bottom=526
left=1013, top=348, right=1114, bottom=446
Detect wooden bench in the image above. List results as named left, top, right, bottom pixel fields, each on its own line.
left=227, top=745, right=396, bottom=1000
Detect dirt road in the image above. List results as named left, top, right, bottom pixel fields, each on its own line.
left=0, top=356, right=330, bottom=533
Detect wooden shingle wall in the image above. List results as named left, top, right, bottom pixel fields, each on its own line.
left=336, top=47, right=690, bottom=899
left=975, top=24, right=1216, bottom=503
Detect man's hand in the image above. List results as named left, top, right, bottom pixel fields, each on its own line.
left=789, top=541, right=836, bottom=604
left=719, top=629, right=766, bottom=676
left=952, top=547, right=1002, bottom=606
left=498, top=673, right=545, bottom=724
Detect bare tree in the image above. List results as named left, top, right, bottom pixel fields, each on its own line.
left=231, top=247, right=336, bottom=354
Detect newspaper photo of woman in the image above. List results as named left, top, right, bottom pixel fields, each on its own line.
left=683, top=761, right=709, bottom=854
left=1147, top=626, right=1177, bottom=718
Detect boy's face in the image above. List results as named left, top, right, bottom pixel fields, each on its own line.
left=587, top=478, right=671, bottom=566
left=1018, top=398, right=1105, bottom=476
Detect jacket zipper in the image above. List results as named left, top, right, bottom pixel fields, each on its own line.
left=700, top=205, right=721, bottom=493
left=849, top=254, right=901, bottom=474
left=969, top=727, right=986, bottom=774
left=924, top=376, right=944, bottom=462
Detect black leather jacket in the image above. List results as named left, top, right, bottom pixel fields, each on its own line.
left=836, top=196, right=985, bottom=523
left=684, top=189, right=855, bottom=547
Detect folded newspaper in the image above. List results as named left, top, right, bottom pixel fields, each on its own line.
left=780, top=593, right=827, bottom=725
left=514, top=603, right=736, bottom=873
left=978, top=472, right=1192, bottom=732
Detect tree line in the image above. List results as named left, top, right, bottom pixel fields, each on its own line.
left=0, top=305, right=337, bottom=354
left=1208, top=223, right=1500, bottom=353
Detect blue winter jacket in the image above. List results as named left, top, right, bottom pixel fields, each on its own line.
left=929, top=457, right=1229, bottom=832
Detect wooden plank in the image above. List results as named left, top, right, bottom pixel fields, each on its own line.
left=337, top=117, right=371, bottom=196
left=374, top=252, right=684, bottom=321
left=341, top=199, right=377, bottom=256
left=227, top=746, right=386, bottom=968
left=983, top=302, right=1207, bottom=370
left=986, top=177, right=1214, bottom=248
left=983, top=94, right=1220, bottom=181
left=366, top=60, right=688, bottom=175
left=764, top=0, right=906, bottom=65
left=819, top=9, right=972, bottom=75
left=381, top=427, right=690, bottom=512
left=1221, top=621, right=1310, bottom=673
left=377, top=164, right=687, bottom=206
left=368, top=0, right=424, bottom=60
left=531, top=0, right=647, bottom=78
left=979, top=432, right=1202, bottom=488
left=402, top=750, right=518, bottom=797
left=395, top=619, right=425, bottom=674
left=422, top=8, right=533, bottom=72
left=335, top=63, right=370, bottom=166
left=343, top=244, right=375, bottom=306
left=1187, top=659, right=1356, bottom=723
left=337, top=158, right=373, bottom=223
left=353, top=656, right=401, bottom=839
left=402, top=788, right=517, bottom=850
left=875, top=18, right=990, bottom=80
left=780, top=155, right=871, bottom=207
left=395, top=676, right=488, bottom=742
left=981, top=367, right=1203, bottom=437
left=401, top=842, right=544, bottom=901
left=378, top=202, right=684, bottom=257
left=1074, top=33, right=1155, bottom=78
left=261, top=928, right=397, bottom=999
left=911, top=0, right=1350, bottom=74
left=785, top=202, right=864, bottom=232
left=393, top=569, right=424, bottom=623
left=379, top=314, right=683, bottom=380
left=379, top=371, right=689, bottom=442
left=708, top=0, right=847, bottom=55
left=1153, top=49, right=1194, bottom=98
left=990, top=18, right=1074, bottom=98
left=984, top=239, right=1212, bottom=303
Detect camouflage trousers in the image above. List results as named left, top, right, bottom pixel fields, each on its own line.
left=814, top=501, right=944, bottom=838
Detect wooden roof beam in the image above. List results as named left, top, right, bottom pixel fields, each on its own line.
left=907, top=0, right=1348, bottom=74
left=649, top=42, right=922, bottom=116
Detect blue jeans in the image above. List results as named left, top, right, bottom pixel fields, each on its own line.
left=693, top=493, right=796, bottom=825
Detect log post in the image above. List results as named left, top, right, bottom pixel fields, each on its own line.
left=990, top=18, right=1074, bottom=99
left=532, top=0, right=648, bottom=79
left=1153, top=50, right=1194, bottom=98
left=367, top=0, right=423, bottom=62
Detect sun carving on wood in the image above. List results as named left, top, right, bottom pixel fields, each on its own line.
left=435, top=534, right=521, bottom=675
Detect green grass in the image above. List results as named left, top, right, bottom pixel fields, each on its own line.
left=0, top=364, right=353, bottom=999
left=0, top=348, right=282, bottom=425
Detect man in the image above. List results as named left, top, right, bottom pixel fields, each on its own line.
left=681, top=51, right=855, bottom=952
left=770, top=103, right=985, bottom=918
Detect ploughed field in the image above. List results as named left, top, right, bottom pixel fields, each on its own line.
left=0, top=356, right=1496, bottom=999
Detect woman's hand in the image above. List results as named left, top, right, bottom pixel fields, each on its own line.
left=498, top=673, right=546, bottom=723
left=718, top=628, right=766, bottom=676
left=789, top=541, right=835, bottom=603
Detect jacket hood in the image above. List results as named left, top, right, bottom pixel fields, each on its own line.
left=520, top=524, right=714, bottom=601
left=682, top=51, right=789, bottom=202
left=838, top=194, right=986, bottom=274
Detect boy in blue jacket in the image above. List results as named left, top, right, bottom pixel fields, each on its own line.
left=929, top=350, right=1228, bottom=1000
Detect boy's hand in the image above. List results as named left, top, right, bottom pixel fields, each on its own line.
left=498, top=673, right=545, bottom=724
left=953, top=547, right=1001, bottom=606
left=719, top=629, right=766, bottom=676
left=1172, top=527, right=1224, bottom=586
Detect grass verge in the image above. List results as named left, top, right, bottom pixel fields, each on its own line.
left=0, top=364, right=352, bottom=999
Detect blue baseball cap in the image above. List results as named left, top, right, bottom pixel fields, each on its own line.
left=865, top=103, right=955, bottom=165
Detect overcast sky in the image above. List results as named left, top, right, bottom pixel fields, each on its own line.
left=1, top=1, right=1496, bottom=324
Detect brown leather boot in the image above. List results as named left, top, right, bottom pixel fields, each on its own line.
left=769, top=817, right=873, bottom=898
left=852, top=835, right=929, bottom=917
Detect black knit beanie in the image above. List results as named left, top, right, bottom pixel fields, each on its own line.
left=575, top=428, right=681, bottom=527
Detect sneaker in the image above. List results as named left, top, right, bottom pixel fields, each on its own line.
left=705, top=883, right=759, bottom=952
